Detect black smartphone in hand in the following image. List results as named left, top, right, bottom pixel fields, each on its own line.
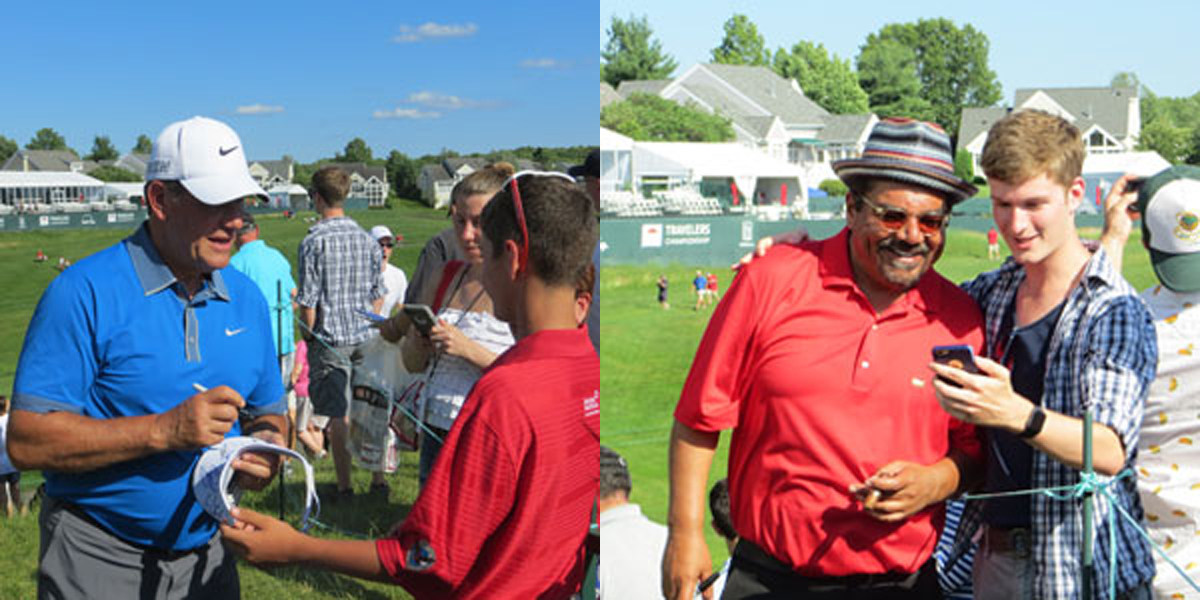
left=932, top=344, right=981, bottom=387
left=1124, top=177, right=1145, bottom=195
left=403, top=304, right=438, bottom=336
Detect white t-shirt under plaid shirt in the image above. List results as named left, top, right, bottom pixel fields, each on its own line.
left=297, top=216, right=384, bottom=346
left=945, top=248, right=1157, bottom=599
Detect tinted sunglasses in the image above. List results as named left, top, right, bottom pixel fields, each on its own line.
left=858, top=192, right=949, bottom=235
left=502, top=170, right=576, bottom=272
left=378, top=241, right=395, bottom=248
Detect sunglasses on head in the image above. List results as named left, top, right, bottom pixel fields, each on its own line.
left=857, top=192, right=949, bottom=235
left=502, top=170, right=576, bottom=272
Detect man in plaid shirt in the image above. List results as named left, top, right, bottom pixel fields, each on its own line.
left=933, top=110, right=1157, bottom=599
left=298, top=166, right=385, bottom=500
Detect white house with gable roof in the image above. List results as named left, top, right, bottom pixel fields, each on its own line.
left=613, top=63, right=877, bottom=194
left=958, top=85, right=1143, bottom=175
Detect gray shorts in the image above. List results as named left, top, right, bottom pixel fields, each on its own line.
left=307, top=338, right=367, bottom=419
left=38, top=495, right=238, bottom=600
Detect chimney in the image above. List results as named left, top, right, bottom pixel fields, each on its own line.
left=23, top=152, right=28, bottom=172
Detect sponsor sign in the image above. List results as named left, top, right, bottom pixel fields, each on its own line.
left=640, top=223, right=663, bottom=248
left=662, top=222, right=711, bottom=246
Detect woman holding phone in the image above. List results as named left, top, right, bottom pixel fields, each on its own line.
left=380, top=163, right=516, bottom=486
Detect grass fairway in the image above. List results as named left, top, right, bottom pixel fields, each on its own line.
left=0, top=199, right=452, bottom=599
left=599, top=225, right=1156, bottom=570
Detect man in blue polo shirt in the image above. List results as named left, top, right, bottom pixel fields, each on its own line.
left=231, top=212, right=297, bottom=383
left=8, top=116, right=288, bottom=599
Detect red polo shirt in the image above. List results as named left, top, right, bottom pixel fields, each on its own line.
left=675, top=229, right=984, bottom=577
left=377, top=327, right=599, bottom=599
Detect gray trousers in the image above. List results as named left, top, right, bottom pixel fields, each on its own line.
left=38, top=495, right=238, bottom=600
left=307, top=338, right=368, bottom=419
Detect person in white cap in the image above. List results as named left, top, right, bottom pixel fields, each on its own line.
left=7, top=116, right=288, bottom=599
left=1102, top=165, right=1200, bottom=599
left=370, top=224, right=408, bottom=317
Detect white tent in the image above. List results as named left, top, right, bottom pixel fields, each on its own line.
left=1083, top=151, right=1171, bottom=177
left=632, top=142, right=807, bottom=205
left=600, top=127, right=633, bottom=151
left=600, top=127, right=634, bottom=193
left=104, top=182, right=145, bottom=199
left=0, top=171, right=106, bottom=210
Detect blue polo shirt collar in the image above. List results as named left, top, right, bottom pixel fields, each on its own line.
left=125, top=222, right=230, bottom=301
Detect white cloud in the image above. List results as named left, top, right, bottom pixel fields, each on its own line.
left=235, top=104, right=284, bottom=115
left=373, top=107, right=441, bottom=120
left=392, top=22, right=478, bottom=43
left=405, top=91, right=496, bottom=110
left=520, top=58, right=566, bottom=69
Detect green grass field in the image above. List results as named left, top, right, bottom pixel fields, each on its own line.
left=0, top=199, right=451, bottom=599
left=599, top=225, right=1156, bottom=571
left=0, top=212, right=1159, bottom=597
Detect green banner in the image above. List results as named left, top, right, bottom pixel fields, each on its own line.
left=600, top=216, right=844, bottom=265
left=0, top=210, right=147, bottom=231
left=599, top=213, right=1105, bottom=266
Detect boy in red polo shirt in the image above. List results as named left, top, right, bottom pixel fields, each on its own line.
left=221, top=173, right=599, bottom=599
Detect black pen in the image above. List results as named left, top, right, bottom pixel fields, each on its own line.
left=697, top=570, right=721, bottom=595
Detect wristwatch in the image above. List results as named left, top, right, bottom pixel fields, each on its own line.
left=1018, top=405, right=1046, bottom=439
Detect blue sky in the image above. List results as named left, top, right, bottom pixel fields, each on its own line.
left=1, top=0, right=597, bottom=162
left=600, top=0, right=1200, bottom=101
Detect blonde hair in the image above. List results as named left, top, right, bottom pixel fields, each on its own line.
left=451, top=162, right=516, bottom=207
left=981, top=110, right=1083, bottom=188
left=312, top=166, right=351, bottom=205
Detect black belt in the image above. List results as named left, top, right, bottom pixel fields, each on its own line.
left=731, top=539, right=929, bottom=590
left=60, top=501, right=210, bottom=560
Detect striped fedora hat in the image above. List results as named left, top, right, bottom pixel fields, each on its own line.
left=833, top=118, right=977, bottom=205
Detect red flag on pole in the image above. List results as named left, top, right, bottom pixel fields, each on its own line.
left=780, top=183, right=788, bottom=206
left=731, top=182, right=739, bottom=206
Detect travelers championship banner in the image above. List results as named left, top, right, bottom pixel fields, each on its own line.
left=603, top=216, right=844, bottom=265
left=0, top=210, right=147, bottom=232
left=601, top=214, right=1105, bottom=265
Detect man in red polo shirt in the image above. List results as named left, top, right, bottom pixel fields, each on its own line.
left=663, top=118, right=987, bottom=600
left=220, top=173, right=599, bottom=599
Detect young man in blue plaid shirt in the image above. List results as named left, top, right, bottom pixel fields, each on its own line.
left=932, top=110, right=1157, bottom=599
left=297, top=166, right=385, bottom=500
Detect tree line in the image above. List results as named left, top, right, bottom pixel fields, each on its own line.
left=600, top=13, right=1200, bottom=166
left=0, top=129, right=591, bottom=201
left=601, top=14, right=1000, bottom=140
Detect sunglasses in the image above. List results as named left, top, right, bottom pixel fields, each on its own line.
left=379, top=241, right=395, bottom=249
left=857, top=192, right=949, bottom=235
left=503, top=170, right=576, bottom=272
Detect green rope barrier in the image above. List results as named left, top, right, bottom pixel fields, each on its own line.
left=962, top=468, right=1200, bottom=597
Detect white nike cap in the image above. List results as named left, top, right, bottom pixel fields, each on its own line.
left=146, top=116, right=269, bottom=206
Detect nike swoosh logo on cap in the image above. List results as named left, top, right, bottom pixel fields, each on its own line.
left=225, top=327, right=246, bottom=336
left=219, top=145, right=239, bottom=156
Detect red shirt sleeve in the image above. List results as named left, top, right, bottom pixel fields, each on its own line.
left=376, top=403, right=518, bottom=596
left=675, top=263, right=763, bottom=432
